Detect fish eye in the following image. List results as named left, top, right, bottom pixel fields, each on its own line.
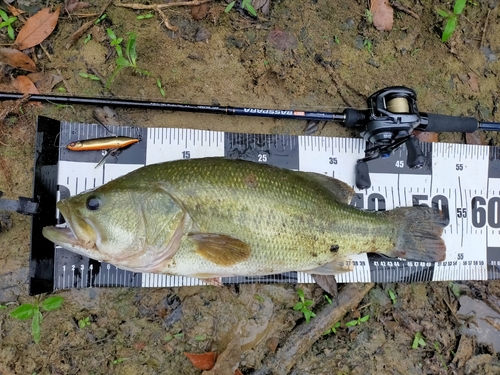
left=86, top=196, right=101, bottom=211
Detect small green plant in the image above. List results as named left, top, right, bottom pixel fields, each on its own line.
left=388, top=289, right=397, bottom=304
left=0, top=9, right=17, bottom=40
left=156, top=78, right=166, bottom=97
left=78, top=316, right=91, bottom=329
left=164, top=332, right=184, bottom=342
left=412, top=331, right=426, bottom=349
left=254, top=294, right=265, bottom=303
left=345, top=315, right=370, bottom=327
left=137, top=13, right=154, bottom=20
left=111, top=358, right=127, bottom=365
left=324, top=295, right=333, bottom=305
left=363, top=39, right=374, bottom=56
left=364, top=9, right=373, bottom=24
left=434, top=342, right=448, bottom=370
left=334, top=35, right=340, bottom=45
left=293, top=289, right=316, bottom=323
left=79, top=72, right=101, bottom=81
left=448, top=281, right=461, bottom=298
left=106, top=30, right=151, bottom=88
left=322, top=322, right=341, bottom=335
left=84, top=34, right=92, bottom=44
left=10, top=296, right=64, bottom=343
left=437, top=0, right=466, bottom=42
left=194, top=335, right=207, bottom=341
left=225, top=0, right=257, bottom=17
left=94, top=14, right=107, bottom=24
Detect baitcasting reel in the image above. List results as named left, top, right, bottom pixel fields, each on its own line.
left=343, top=87, right=426, bottom=189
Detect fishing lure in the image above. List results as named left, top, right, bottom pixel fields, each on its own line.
left=66, top=136, right=141, bottom=168
left=66, top=136, right=139, bottom=151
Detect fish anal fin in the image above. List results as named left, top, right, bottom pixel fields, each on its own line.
left=189, top=233, right=251, bottom=266
left=305, top=257, right=355, bottom=275
left=298, top=172, right=354, bottom=203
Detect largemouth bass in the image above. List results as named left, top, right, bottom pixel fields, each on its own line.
left=42, top=158, right=446, bottom=279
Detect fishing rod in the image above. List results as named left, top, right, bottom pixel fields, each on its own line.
left=1, top=86, right=499, bottom=189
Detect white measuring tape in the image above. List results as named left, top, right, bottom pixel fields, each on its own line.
left=48, top=121, right=499, bottom=290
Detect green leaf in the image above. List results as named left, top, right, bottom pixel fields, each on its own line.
left=106, top=28, right=117, bottom=41
left=304, top=300, right=313, bottom=307
left=243, top=2, right=257, bottom=17
left=115, top=56, right=131, bottom=68
left=454, top=0, right=466, bottom=15
left=437, top=9, right=449, bottom=18
left=137, top=13, right=154, bottom=20
left=10, top=304, right=35, bottom=320
left=41, top=296, right=64, bottom=311
left=418, top=338, right=426, bottom=347
left=126, top=32, right=137, bottom=66
left=164, top=334, right=173, bottom=342
left=293, top=302, right=304, bottom=310
left=32, top=310, right=42, bottom=343
left=194, top=335, right=207, bottom=341
left=224, top=1, right=236, bottom=13
left=442, top=17, right=457, bottom=42
left=360, top=315, right=370, bottom=322
left=173, top=333, right=184, bottom=338
left=297, top=289, right=305, bottom=302
left=324, top=295, right=333, bottom=305
left=7, top=25, right=14, bottom=40
left=345, top=320, right=358, bottom=327
left=0, top=9, right=7, bottom=22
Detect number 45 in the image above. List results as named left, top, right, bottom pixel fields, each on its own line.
left=395, top=160, right=405, bottom=168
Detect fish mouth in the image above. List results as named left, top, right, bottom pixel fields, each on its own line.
left=42, top=199, right=102, bottom=259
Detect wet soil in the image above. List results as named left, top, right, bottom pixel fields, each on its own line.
left=0, top=0, right=500, bottom=374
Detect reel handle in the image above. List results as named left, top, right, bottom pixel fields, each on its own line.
left=406, top=135, right=425, bottom=169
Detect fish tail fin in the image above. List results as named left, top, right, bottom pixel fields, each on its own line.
left=384, top=206, right=447, bottom=262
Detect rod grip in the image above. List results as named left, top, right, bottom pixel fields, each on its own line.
left=419, top=113, right=478, bottom=133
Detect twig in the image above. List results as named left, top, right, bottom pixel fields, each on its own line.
left=390, top=1, right=420, bottom=20
left=156, top=7, right=179, bottom=32
left=114, top=0, right=213, bottom=10
left=67, top=0, right=113, bottom=47
left=480, top=9, right=491, bottom=48
left=250, top=283, right=374, bottom=375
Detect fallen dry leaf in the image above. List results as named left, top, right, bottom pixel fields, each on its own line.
left=0, top=48, right=36, bottom=72
left=370, top=0, right=394, bottom=31
left=184, top=352, right=217, bottom=371
left=65, top=0, right=91, bottom=14
left=7, top=5, right=25, bottom=17
left=15, top=76, right=39, bottom=94
left=468, top=72, right=479, bottom=92
left=252, top=0, right=270, bottom=15
left=412, top=130, right=438, bottom=143
left=465, top=131, right=486, bottom=145
left=234, top=369, right=243, bottom=375
left=191, top=3, right=210, bottom=20
left=27, top=72, right=63, bottom=92
left=202, top=336, right=242, bottom=375
left=15, top=6, right=60, bottom=50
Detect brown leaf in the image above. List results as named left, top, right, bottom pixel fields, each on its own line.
left=15, top=76, right=39, bottom=95
left=7, top=5, right=25, bottom=17
left=252, top=0, right=270, bottom=15
left=370, top=0, right=394, bottom=31
left=412, top=130, right=438, bottom=143
left=202, top=336, right=242, bottom=375
left=191, top=3, right=210, bottom=20
left=27, top=72, right=63, bottom=92
left=184, top=352, right=217, bottom=371
left=14, top=7, right=60, bottom=50
left=0, top=48, right=36, bottom=72
left=468, top=72, right=479, bottom=92
left=465, top=131, right=486, bottom=145
left=65, top=0, right=91, bottom=14
left=234, top=369, right=243, bottom=375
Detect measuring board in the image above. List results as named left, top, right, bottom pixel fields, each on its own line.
left=30, top=116, right=500, bottom=294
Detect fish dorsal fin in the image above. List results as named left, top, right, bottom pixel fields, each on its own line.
left=189, top=233, right=251, bottom=266
left=297, top=172, right=355, bottom=203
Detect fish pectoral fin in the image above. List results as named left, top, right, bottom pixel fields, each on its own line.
left=189, top=233, right=251, bottom=266
left=305, top=258, right=355, bottom=275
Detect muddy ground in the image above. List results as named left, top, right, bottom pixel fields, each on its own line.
left=0, top=0, right=499, bottom=374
